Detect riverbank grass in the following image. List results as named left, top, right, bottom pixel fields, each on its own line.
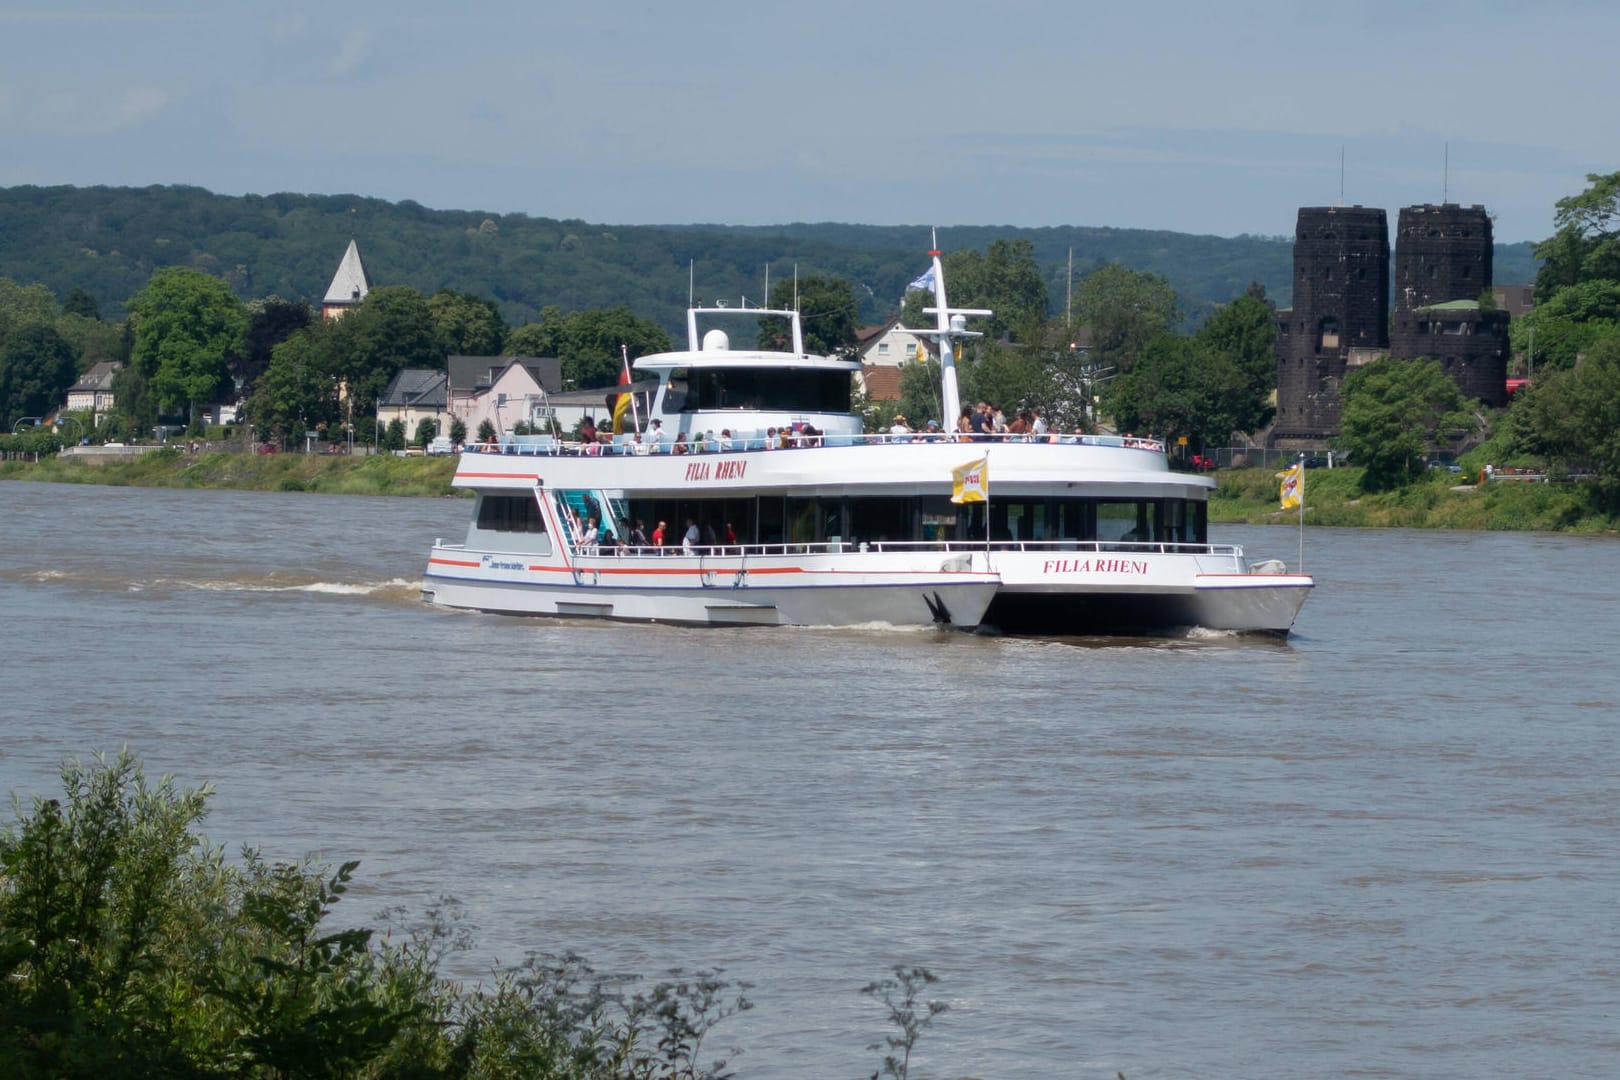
left=0, top=450, right=460, bottom=498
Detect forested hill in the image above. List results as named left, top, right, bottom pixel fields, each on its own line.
left=0, top=184, right=1539, bottom=332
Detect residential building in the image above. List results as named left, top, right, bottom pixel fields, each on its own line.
left=64, top=361, right=122, bottom=424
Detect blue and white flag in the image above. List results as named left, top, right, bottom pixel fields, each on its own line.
left=907, top=266, right=935, bottom=292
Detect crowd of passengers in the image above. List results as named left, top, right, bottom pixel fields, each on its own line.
left=561, top=504, right=744, bottom=558
left=475, top=404, right=1161, bottom=455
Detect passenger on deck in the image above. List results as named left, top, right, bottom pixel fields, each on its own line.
left=889, top=415, right=911, bottom=443
left=652, top=520, right=667, bottom=550
left=672, top=432, right=689, bottom=454
left=724, top=522, right=738, bottom=553
left=969, top=402, right=991, bottom=441
left=645, top=418, right=665, bottom=452
left=765, top=427, right=779, bottom=449
left=629, top=519, right=649, bottom=550
left=923, top=419, right=942, bottom=440
left=718, top=429, right=733, bottom=452
left=956, top=408, right=973, bottom=441
left=682, top=518, right=700, bottom=555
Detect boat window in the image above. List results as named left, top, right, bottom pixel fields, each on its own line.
left=475, top=493, right=548, bottom=534
left=848, top=497, right=915, bottom=546
left=1096, top=500, right=1153, bottom=543
left=684, top=368, right=851, bottom=413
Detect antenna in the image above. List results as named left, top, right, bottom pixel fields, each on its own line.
left=763, top=263, right=770, bottom=307
left=1066, top=246, right=1074, bottom=326
left=688, top=260, right=694, bottom=307
left=1443, top=141, right=1449, bottom=203
left=1339, top=145, right=1345, bottom=206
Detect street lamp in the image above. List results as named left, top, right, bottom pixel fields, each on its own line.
left=54, top=415, right=83, bottom=445
left=11, top=416, right=42, bottom=433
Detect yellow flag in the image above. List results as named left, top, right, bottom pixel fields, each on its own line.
left=1279, top=462, right=1303, bottom=510
left=951, top=457, right=989, bottom=504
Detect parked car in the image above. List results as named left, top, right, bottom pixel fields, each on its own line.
left=255, top=442, right=280, bottom=454
left=426, top=436, right=456, bottom=456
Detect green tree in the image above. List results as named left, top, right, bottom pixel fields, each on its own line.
left=328, top=285, right=440, bottom=417
left=127, top=266, right=247, bottom=421
left=1508, top=280, right=1620, bottom=371
left=244, top=330, right=339, bottom=441
left=0, top=278, right=58, bottom=343
left=1106, top=333, right=1250, bottom=451
left=1194, top=291, right=1277, bottom=433
left=238, top=296, right=315, bottom=393
left=1512, top=336, right=1620, bottom=507
left=61, top=287, right=101, bottom=320
left=103, top=364, right=157, bottom=442
left=449, top=416, right=467, bottom=445
left=1534, top=171, right=1620, bottom=297
left=509, top=306, right=671, bottom=389
left=1071, top=263, right=1180, bottom=374
left=762, top=275, right=859, bottom=356
left=383, top=417, right=407, bottom=452
left=428, top=289, right=506, bottom=356
left=0, top=323, right=78, bottom=429
left=1336, top=358, right=1478, bottom=491
left=900, top=241, right=1048, bottom=343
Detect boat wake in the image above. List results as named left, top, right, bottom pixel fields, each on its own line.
left=8, top=567, right=421, bottom=604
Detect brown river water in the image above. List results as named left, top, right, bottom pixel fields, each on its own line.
left=3, top=480, right=1618, bottom=1078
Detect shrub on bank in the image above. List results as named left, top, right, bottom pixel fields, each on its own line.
left=0, top=752, right=944, bottom=1079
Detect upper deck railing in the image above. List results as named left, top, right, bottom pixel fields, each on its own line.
left=467, top=431, right=1168, bottom=458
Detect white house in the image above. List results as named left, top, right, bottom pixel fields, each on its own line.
left=64, top=361, right=121, bottom=423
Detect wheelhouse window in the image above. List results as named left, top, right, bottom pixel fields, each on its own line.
left=476, top=493, right=547, bottom=533
left=684, top=367, right=852, bottom=413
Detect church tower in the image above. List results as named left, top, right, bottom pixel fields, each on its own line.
left=322, top=239, right=371, bottom=320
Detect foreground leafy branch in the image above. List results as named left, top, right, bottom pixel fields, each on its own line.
left=0, top=752, right=948, bottom=1079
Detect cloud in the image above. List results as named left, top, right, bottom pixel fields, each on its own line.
left=270, top=12, right=307, bottom=45
left=0, top=83, right=171, bottom=136
left=326, top=29, right=372, bottom=79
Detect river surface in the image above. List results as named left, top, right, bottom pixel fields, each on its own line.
left=3, top=480, right=1618, bottom=1078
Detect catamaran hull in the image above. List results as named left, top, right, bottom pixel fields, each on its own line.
left=960, top=550, right=1314, bottom=636
left=984, top=577, right=1312, bottom=636
left=423, top=549, right=999, bottom=628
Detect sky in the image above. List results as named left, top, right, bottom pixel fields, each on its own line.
left=0, top=1, right=1611, bottom=245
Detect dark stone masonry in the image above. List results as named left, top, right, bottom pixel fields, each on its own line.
left=1272, top=206, right=1389, bottom=445
left=1273, top=202, right=1513, bottom=447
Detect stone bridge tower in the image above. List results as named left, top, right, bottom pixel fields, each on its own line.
left=1272, top=206, right=1389, bottom=446
left=1390, top=204, right=1509, bottom=407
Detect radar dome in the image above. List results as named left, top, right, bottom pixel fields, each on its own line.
left=702, top=328, right=731, bottom=351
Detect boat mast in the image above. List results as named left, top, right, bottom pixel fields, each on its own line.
left=921, top=229, right=990, bottom=429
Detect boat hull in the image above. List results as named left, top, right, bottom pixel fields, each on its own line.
left=423, top=545, right=1000, bottom=628
left=969, top=549, right=1313, bottom=636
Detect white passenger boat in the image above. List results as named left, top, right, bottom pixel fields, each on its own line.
left=422, top=247, right=1312, bottom=634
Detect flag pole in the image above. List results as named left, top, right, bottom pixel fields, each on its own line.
left=984, top=448, right=992, bottom=570
left=619, top=344, right=640, bottom=434
left=1297, top=453, right=1305, bottom=572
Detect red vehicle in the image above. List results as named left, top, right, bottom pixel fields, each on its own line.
left=255, top=442, right=280, bottom=454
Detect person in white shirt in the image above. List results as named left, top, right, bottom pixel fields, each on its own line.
left=888, top=415, right=912, bottom=443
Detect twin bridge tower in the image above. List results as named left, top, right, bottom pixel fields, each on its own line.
left=1271, top=203, right=1511, bottom=448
